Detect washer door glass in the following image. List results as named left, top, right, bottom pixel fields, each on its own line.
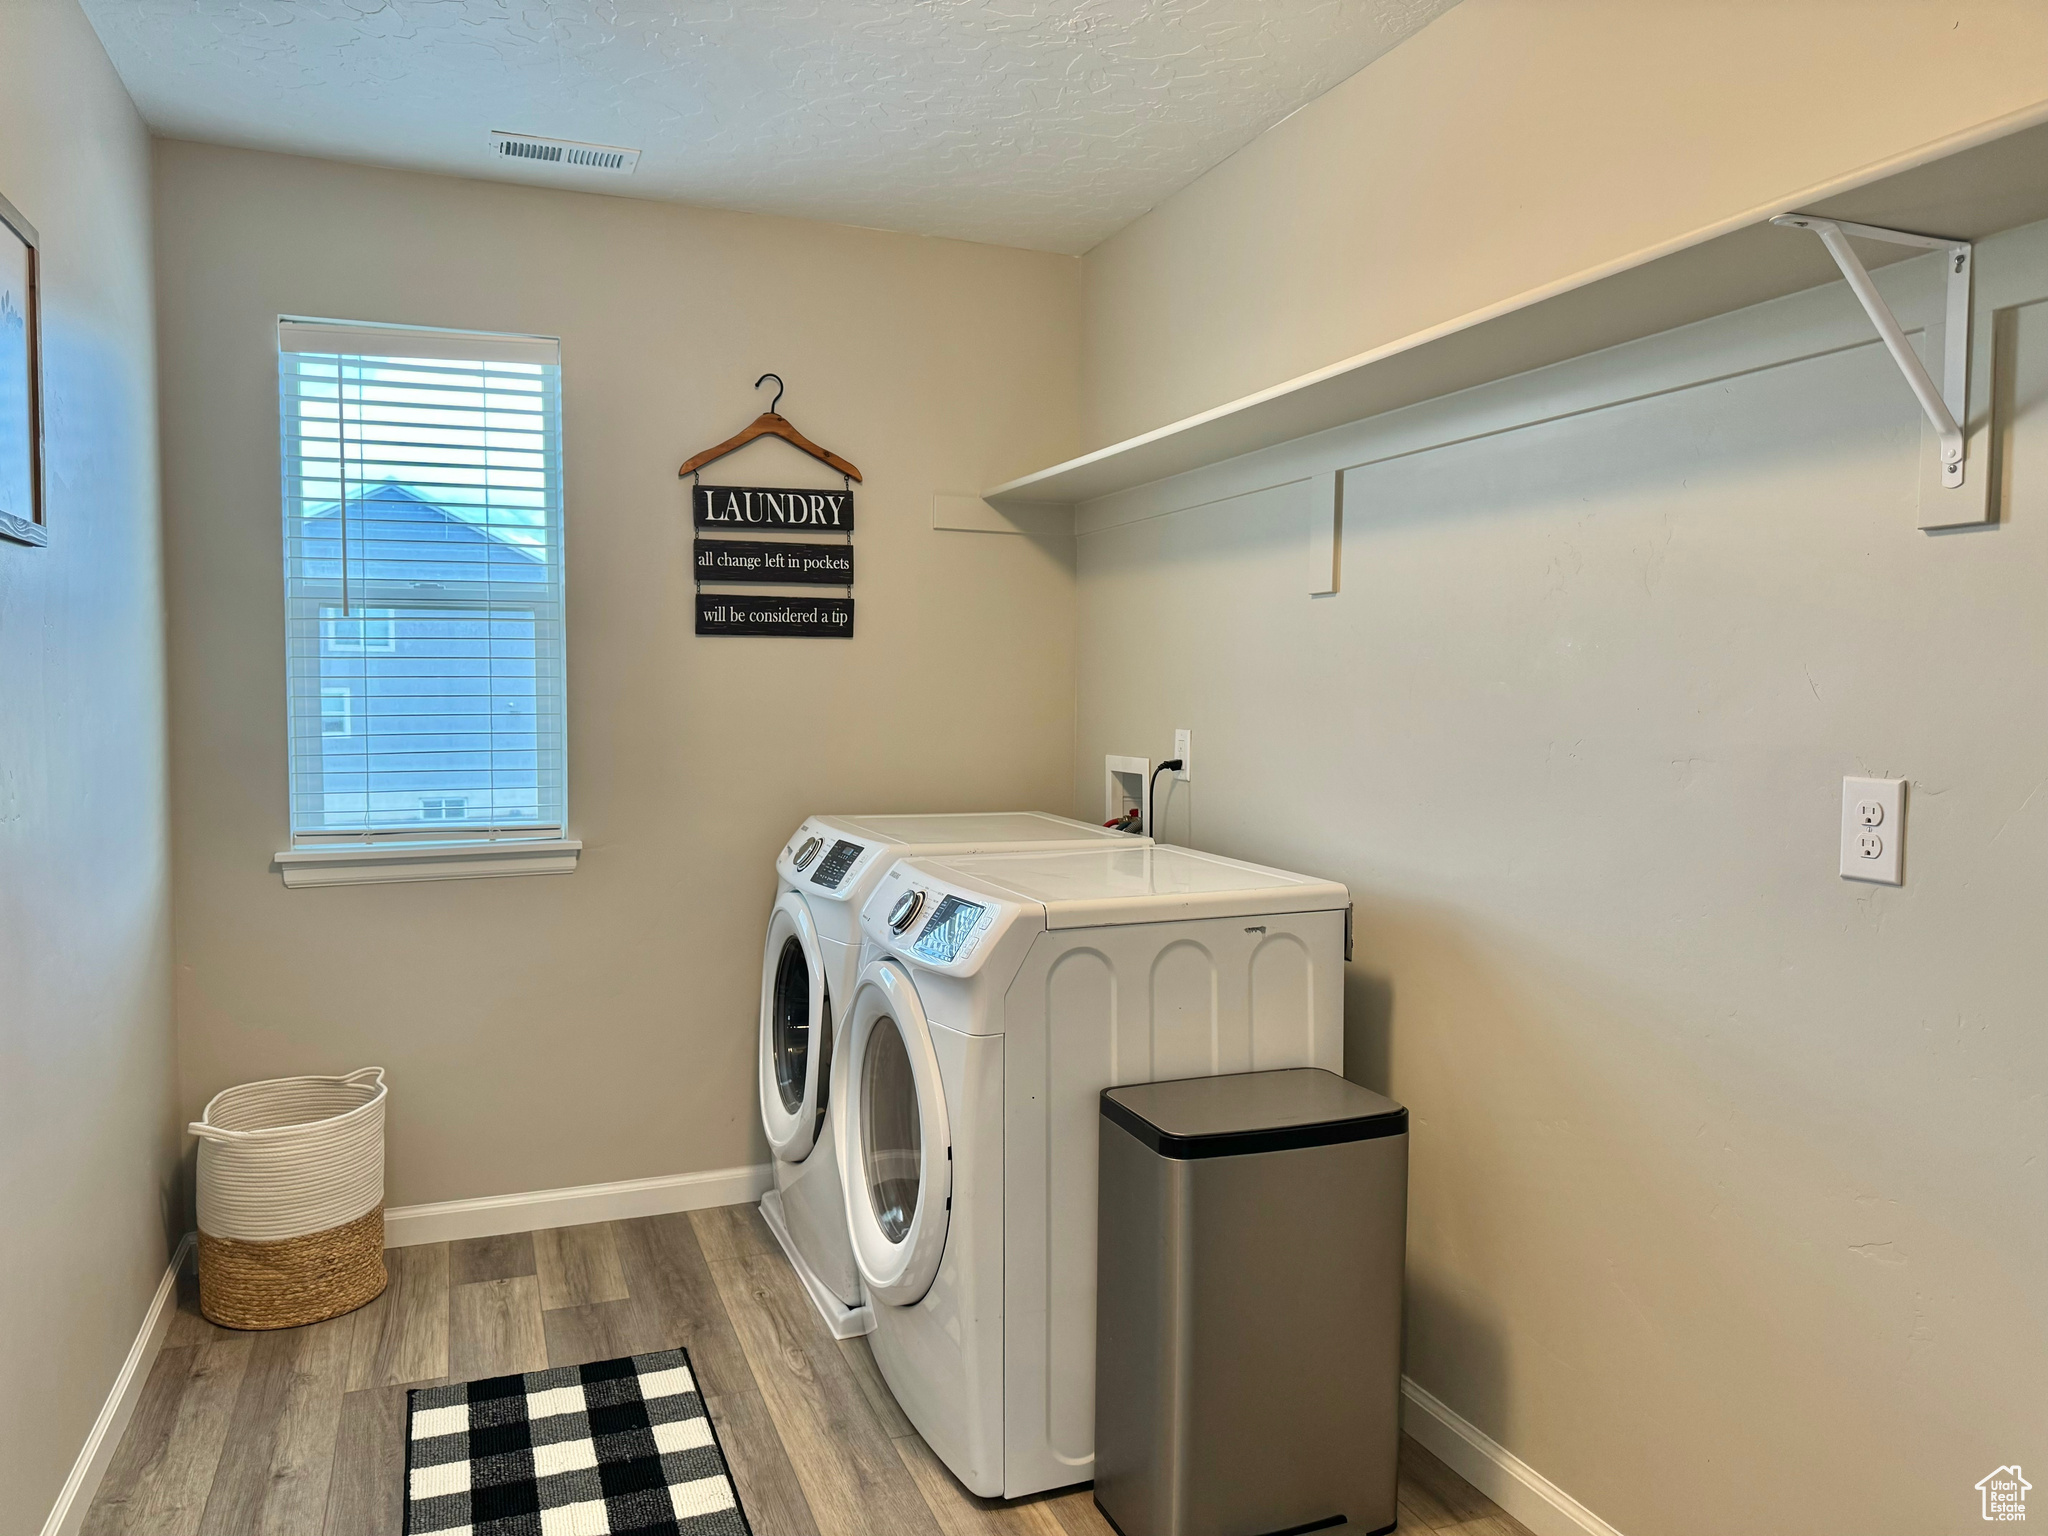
left=759, top=893, right=828, bottom=1163
left=861, top=1016, right=921, bottom=1243
left=836, top=961, right=952, bottom=1306
left=772, top=935, right=812, bottom=1117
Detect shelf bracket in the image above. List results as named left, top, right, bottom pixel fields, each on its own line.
left=1771, top=213, right=1972, bottom=492
left=1307, top=470, right=1341, bottom=595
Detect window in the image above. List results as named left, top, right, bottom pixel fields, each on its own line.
left=320, top=686, right=353, bottom=737
left=279, top=319, right=565, bottom=846
left=321, top=607, right=398, bottom=653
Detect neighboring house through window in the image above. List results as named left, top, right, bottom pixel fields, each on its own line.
left=278, top=319, right=566, bottom=844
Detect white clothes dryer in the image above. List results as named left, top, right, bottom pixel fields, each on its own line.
left=833, top=844, right=1350, bottom=1498
left=760, top=813, right=1147, bottom=1340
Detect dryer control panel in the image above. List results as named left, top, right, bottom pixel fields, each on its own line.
left=777, top=819, right=883, bottom=900
left=861, top=859, right=1031, bottom=976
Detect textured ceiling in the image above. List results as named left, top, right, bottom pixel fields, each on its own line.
left=81, top=0, right=1460, bottom=254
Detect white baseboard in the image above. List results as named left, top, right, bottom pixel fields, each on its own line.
left=1401, top=1376, right=1628, bottom=1536
left=39, top=1233, right=195, bottom=1536
left=384, top=1163, right=775, bottom=1247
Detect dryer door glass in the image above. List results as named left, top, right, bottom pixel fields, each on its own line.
left=772, top=936, right=812, bottom=1116
left=861, top=1016, right=922, bottom=1243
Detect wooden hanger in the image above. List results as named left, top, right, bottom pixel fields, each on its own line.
left=678, top=375, right=863, bottom=483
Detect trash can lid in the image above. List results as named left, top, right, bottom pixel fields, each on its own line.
left=1101, top=1069, right=1406, bottom=1160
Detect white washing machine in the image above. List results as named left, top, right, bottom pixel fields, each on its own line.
left=832, top=844, right=1350, bottom=1497
left=760, top=813, right=1148, bottom=1340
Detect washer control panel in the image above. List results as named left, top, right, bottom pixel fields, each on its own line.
left=908, top=894, right=991, bottom=964
left=861, top=860, right=1023, bottom=975
left=777, top=821, right=881, bottom=899
left=810, top=838, right=864, bottom=890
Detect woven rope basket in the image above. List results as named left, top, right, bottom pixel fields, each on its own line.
left=189, top=1067, right=389, bottom=1330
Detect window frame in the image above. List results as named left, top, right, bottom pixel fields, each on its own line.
left=274, top=317, right=573, bottom=875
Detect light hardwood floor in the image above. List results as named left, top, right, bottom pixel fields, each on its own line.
left=83, top=1203, right=1533, bottom=1536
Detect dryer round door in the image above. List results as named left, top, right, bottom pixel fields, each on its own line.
left=834, top=961, right=952, bottom=1306
left=759, top=892, right=829, bottom=1163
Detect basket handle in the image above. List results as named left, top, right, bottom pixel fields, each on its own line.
left=188, top=1066, right=388, bottom=1141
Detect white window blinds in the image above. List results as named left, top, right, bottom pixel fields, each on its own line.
left=279, top=318, right=566, bottom=846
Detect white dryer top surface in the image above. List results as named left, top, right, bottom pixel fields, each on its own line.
left=911, top=844, right=1349, bottom=929
left=822, top=811, right=1134, bottom=847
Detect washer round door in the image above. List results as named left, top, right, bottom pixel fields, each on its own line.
left=759, top=892, right=830, bottom=1163
left=834, top=960, right=952, bottom=1306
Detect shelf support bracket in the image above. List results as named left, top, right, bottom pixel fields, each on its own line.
left=1771, top=213, right=1972, bottom=493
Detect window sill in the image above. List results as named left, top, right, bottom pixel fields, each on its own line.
left=274, top=838, right=582, bottom=888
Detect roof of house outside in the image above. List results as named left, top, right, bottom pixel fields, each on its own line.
left=299, top=481, right=549, bottom=586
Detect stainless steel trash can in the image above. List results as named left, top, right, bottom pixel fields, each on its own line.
left=1095, top=1068, right=1408, bottom=1536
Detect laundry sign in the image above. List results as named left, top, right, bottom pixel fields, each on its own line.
left=694, top=538, right=852, bottom=586
left=697, top=594, right=854, bottom=638
left=693, top=483, right=854, bottom=531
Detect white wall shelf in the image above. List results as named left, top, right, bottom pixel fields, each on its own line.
left=984, top=111, right=2048, bottom=511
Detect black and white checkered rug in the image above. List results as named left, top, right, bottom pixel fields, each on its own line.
left=405, top=1349, right=750, bottom=1535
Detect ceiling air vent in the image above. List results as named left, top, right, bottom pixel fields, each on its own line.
left=489, top=131, right=640, bottom=176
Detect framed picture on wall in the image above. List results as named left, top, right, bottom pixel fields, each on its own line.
left=0, top=191, right=45, bottom=547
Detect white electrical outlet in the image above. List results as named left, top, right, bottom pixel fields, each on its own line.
left=1840, top=776, right=1905, bottom=885
left=1173, top=729, right=1192, bottom=781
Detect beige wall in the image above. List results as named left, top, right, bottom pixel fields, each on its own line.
left=0, top=1, right=174, bottom=1529
left=1072, top=17, right=2048, bottom=1526
left=154, top=141, right=1081, bottom=1207
left=1074, top=222, right=2048, bottom=1535
left=1080, top=0, right=2048, bottom=448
